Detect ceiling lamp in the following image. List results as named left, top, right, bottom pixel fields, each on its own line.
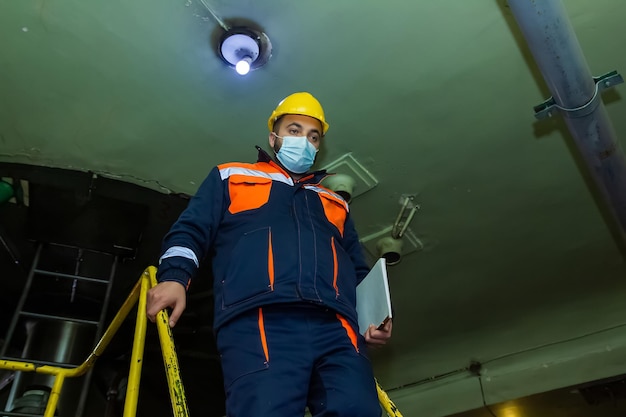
left=218, top=27, right=272, bottom=75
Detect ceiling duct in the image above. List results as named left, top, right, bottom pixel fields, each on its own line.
left=321, top=153, right=378, bottom=202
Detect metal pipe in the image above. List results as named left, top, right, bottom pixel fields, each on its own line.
left=507, top=0, right=626, bottom=246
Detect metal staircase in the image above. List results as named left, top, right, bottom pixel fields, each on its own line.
left=0, top=242, right=403, bottom=417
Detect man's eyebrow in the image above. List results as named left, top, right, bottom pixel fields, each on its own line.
left=287, top=122, right=320, bottom=135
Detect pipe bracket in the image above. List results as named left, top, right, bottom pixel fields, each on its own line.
left=533, top=70, right=623, bottom=120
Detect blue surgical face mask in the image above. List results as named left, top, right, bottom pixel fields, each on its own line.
left=274, top=134, right=318, bottom=174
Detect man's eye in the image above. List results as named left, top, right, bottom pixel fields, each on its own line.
left=289, top=129, right=299, bottom=135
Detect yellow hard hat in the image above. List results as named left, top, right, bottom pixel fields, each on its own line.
left=267, top=92, right=329, bottom=135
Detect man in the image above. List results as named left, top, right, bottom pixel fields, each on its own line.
left=146, top=92, right=392, bottom=417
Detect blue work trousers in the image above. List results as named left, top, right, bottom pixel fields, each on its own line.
left=215, top=304, right=381, bottom=417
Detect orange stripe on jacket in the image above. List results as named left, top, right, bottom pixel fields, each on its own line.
left=331, top=237, right=339, bottom=297
left=305, top=185, right=348, bottom=237
left=336, top=313, right=359, bottom=353
left=258, top=308, right=269, bottom=363
left=268, top=230, right=274, bottom=290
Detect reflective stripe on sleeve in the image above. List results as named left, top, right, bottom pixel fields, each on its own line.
left=159, top=246, right=199, bottom=268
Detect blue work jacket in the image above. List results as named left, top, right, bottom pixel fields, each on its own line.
left=157, top=147, right=370, bottom=332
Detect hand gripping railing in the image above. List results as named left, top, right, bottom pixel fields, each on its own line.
left=0, top=265, right=401, bottom=417
left=0, top=266, right=189, bottom=417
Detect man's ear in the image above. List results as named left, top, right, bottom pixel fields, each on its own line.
left=268, top=132, right=276, bottom=147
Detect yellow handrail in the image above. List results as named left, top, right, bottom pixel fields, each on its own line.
left=376, top=379, right=403, bottom=417
left=0, top=266, right=189, bottom=417
left=146, top=266, right=190, bottom=417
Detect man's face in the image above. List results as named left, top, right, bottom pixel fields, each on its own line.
left=268, top=114, right=323, bottom=152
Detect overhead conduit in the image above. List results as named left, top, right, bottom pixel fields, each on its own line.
left=507, top=0, right=626, bottom=249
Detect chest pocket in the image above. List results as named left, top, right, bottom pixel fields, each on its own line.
left=318, top=192, right=348, bottom=237
left=228, top=174, right=272, bottom=214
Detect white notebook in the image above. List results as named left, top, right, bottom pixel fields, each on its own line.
left=356, top=258, right=393, bottom=335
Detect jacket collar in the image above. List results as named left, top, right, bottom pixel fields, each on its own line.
left=255, top=146, right=329, bottom=184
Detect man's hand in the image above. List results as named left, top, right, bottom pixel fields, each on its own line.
left=146, top=281, right=187, bottom=327
left=364, top=319, right=392, bottom=347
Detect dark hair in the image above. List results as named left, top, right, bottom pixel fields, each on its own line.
left=272, top=115, right=285, bottom=134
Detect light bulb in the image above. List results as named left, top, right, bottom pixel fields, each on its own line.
left=235, top=57, right=252, bottom=75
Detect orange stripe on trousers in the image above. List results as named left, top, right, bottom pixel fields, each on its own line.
left=258, top=308, right=270, bottom=363
left=336, top=314, right=359, bottom=353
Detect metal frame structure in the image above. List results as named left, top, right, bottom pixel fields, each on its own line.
left=0, top=266, right=189, bottom=417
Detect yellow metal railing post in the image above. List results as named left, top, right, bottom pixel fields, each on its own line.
left=147, top=266, right=190, bottom=417
left=122, top=270, right=151, bottom=417
left=376, top=379, right=403, bottom=417
left=44, top=372, right=67, bottom=417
